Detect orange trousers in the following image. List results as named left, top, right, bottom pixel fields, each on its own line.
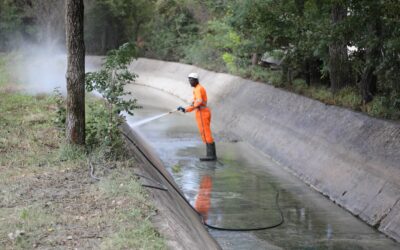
left=194, top=175, right=212, bottom=221
left=195, top=108, right=214, bottom=144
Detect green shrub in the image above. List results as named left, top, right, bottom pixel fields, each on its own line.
left=367, top=95, right=389, bottom=118
left=336, top=86, right=361, bottom=109
left=51, top=88, right=66, bottom=128
left=249, top=66, right=272, bottom=82
left=85, top=43, right=140, bottom=157
left=267, top=70, right=284, bottom=87
left=85, top=100, right=126, bottom=157
left=292, top=78, right=308, bottom=94
left=58, top=143, right=86, bottom=162
left=222, top=52, right=236, bottom=72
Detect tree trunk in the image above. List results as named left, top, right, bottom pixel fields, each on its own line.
left=310, top=59, right=323, bottom=86
left=329, top=2, right=349, bottom=93
left=295, top=0, right=305, bottom=16
left=251, top=53, right=258, bottom=66
left=304, top=60, right=311, bottom=86
left=360, top=18, right=381, bottom=104
left=360, top=66, right=375, bottom=104
left=65, top=0, right=85, bottom=145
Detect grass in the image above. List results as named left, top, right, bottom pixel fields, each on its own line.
left=0, top=54, right=10, bottom=86
left=99, top=172, right=165, bottom=249
left=0, top=56, right=166, bottom=249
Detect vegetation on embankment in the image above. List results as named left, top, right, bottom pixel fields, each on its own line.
left=0, top=59, right=165, bottom=249
left=1, top=1, right=399, bottom=119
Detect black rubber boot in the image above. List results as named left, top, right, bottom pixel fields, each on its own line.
left=200, top=142, right=217, bottom=161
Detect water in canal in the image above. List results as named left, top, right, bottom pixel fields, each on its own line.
left=125, top=84, right=399, bottom=249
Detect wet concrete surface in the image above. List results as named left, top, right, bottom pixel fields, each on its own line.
left=125, top=84, right=399, bottom=249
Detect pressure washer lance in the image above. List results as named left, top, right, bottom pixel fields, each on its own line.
left=131, top=109, right=178, bottom=127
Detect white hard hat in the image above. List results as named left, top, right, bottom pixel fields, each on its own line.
left=188, top=72, right=199, bottom=79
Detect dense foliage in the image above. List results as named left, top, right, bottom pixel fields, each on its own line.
left=1, top=0, right=399, bottom=119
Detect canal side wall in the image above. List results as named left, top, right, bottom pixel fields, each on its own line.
left=121, top=123, right=221, bottom=250
left=129, top=58, right=400, bottom=242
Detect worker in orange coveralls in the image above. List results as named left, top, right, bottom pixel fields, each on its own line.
left=177, top=73, right=217, bottom=161
left=194, top=175, right=213, bottom=221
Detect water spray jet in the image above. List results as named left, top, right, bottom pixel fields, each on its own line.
left=130, top=109, right=178, bottom=127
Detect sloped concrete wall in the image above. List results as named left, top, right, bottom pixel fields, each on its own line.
left=121, top=123, right=221, bottom=249
left=128, top=58, right=400, bottom=242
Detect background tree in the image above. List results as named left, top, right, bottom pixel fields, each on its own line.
left=65, top=0, right=85, bottom=145
left=1, top=0, right=399, bottom=119
left=23, top=0, right=65, bottom=45
left=328, top=0, right=350, bottom=93
left=144, top=0, right=198, bottom=61
left=84, top=0, right=154, bottom=54
left=0, top=0, right=24, bottom=50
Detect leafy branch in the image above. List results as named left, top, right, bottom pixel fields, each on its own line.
left=85, top=43, right=140, bottom=152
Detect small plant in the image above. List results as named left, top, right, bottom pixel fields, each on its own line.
left=0, top=55, right=11, bottom=86
left=222, top=52, right=237, bottom=72
left=85, top=101, right=126, bottom=155
left=52, top=87, right=66, bottom=128
left=20, top=209, right=29, bottom=220
left=172, top=164, right=182, bottom=173
left=292, top=79, right=308, bottom=94
left=58, top=143, right=86, bottom=161
left=366, top=95, right=389, bottom=118
left=85, top=43, right=141, bottom=155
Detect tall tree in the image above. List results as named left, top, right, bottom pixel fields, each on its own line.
left=65, top=0, right=85, bottom=145
left=358, top=5, right=381, bottom=103
left=328, top=1, right=350, bottom=92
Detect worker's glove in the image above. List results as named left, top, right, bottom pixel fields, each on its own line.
left=177, top=106, right=186, bottom=113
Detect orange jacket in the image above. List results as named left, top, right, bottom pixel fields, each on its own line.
left=185, top=83, right=208, bottom=112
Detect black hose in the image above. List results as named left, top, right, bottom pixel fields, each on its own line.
left=122, top=131, right=284, bottom=231
left=203, top=191, right=284, bottom=231
left=141, top=184, right=169, bottom=191
left=134, top=173, right=169, bottom=191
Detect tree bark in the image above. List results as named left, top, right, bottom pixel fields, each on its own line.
left=360, top=18, right=381, bottom=104
left=360, top=66, right=375, bottom=104
left=329, top=2, right=350, bottom=93
left=251, top=53, right=258, bottom=66
left=65, top=0, right=85, bottom=145
left=304, top=59, right=318, bottom=86
left=295, top=0, right=305, bottom=16
left=282, top=63, right=293, bottom=85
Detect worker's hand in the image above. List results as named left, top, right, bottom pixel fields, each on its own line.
left=177, top=106, right=186, bottom=113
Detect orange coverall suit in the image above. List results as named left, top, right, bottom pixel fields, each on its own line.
left=185, top=84, right=214, bottom=144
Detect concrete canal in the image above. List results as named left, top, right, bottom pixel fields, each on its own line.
left=125, top=84, right=399, bottom=249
